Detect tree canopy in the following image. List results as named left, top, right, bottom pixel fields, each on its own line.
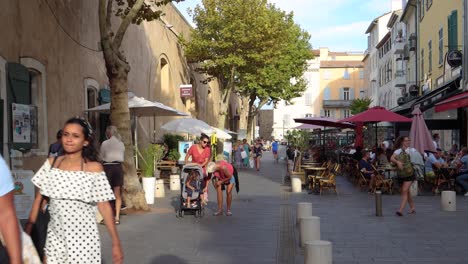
left=350, top=98, right=372, bottom=115
left=183, top=0, right=312, bottom=130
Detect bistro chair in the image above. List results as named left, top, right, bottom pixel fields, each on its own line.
left=319, top=173, right=338, bottom=195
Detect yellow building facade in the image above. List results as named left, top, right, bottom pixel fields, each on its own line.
left=318, top=49, right=364, bottom=119
left=419, top=0, right=464, bottom=90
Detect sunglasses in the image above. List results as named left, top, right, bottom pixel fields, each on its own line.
left=202, top=141, right=209, bottom=144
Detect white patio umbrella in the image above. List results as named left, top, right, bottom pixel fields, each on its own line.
left=161, top=118, right=215, bottom=136
left=86, top=92, right=189, bottom=168
left=210, top=126, right=232, bottom=140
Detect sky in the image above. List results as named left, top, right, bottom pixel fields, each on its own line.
left=173, top=0, right=394, bottom=52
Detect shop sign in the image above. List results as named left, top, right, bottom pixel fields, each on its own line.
left=447, top=50, right=462, bottom=68
left=180, top=84, right=193, bottom=97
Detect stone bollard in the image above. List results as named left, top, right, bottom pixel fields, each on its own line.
left=304, top=240, right=332, bottom=264
left=291, top=175, right=302, bottom=193
left=300, top=216, right=320, bottom=247
left=296, top=202, right=313, bottom=225
left=155, top=179, right=165, bottom=198
left=375, top=191, right=382, bottom=216
left=170, top=174, right=181, bottom=191
left=441, top=190, right=456, bottom=211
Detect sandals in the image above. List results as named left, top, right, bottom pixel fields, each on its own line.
left=226, top=211, right=233, bottom=216
left=408, top=209, right=416, bottom=214
left=213, top=210, right=223, bottom=216
left=395, top=211, right=403, bottom=217
left=114, top=219, right=120, bottom=225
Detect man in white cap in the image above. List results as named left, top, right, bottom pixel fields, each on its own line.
left=207, top=160, right=235, bottom=216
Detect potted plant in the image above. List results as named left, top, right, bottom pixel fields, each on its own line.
left=167, top=149, right=181, bottom=174
left=140, top=144, right=165, bottom=205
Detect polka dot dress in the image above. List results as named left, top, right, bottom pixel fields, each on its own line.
left=32, top=160, right=115, bottom=264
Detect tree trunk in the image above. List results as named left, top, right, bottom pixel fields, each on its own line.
left=109, top=73, right=149, bottom=211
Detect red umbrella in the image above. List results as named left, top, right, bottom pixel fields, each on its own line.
left=294, top=117, right=355, bottom=129
left=339, top=106, right=412, bottom=123
left=410, top=107, right=436, bottom=154
left=339, top=106, right=411, bottom=147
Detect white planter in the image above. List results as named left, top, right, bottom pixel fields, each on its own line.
left=291, top=175, right=302, bottom=193
left=170, top=174, right=181, bottom=191
left=142, top=177, right=156, bottom=205
left=155, top=179, right=165, bottom=198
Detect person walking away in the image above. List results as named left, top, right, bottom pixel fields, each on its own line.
left=242, top=139, right=250, bottom=168
left=272, top=140, right=279, bottom=163
left=391, top=136, right=417, bottom=216
left=0, top=156, right=22, bottom=264
left=26, top=117, right=123, bottom=263
left=455, top=147, right=468, bottom=196
left=253, top=140, right=263, bottom=171
left=185, top=133, right=211, bottom=204
left=100, top=125, right=125, bottom=225
left=48, top=129, right=64, bottom=157
left=207, top=161, right=235, bottom=216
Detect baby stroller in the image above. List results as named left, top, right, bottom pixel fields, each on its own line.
left=176, top=164, right=205, bottom=218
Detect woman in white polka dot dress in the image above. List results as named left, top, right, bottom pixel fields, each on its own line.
left=25, top=117, right=123, bottom=263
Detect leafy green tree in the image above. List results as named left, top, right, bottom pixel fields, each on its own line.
left=239, top=4, right=312, bottom=140
left=184, top=0, right=310, bottom=131
left=98, top=0, right=183, bottom=209
left=349, top=98, right=372, bottom=115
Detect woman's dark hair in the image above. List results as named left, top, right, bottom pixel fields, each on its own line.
left=56, top=129, right=63, bottom=140
left=393, top=136, right=408, bottom=151
left=376, top=147, right=384, bottom=156
left=64, top=117, right=99, bottom=162
left=200, top=133, right=209, bottom=141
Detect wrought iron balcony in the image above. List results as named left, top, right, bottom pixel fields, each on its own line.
left=322, top=100, right=352, bottom=108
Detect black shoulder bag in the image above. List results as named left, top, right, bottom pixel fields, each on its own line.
left=31, top=157, right=58, bottom=260
left=0, top=238, right=9, bottom=263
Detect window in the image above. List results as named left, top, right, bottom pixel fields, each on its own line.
left=421, top=49, right=425, bottom=80
left=304, top=93, right=312, bottom=106
left=343, top=109, right=350, bottom=118
left=283, top=114, right=290, bottom=127
left=447, top=10, right=458, bottom=52
left=438, top=28, right=444, bottom=65
left=428, top=40, right=432, bottom=72
left=359, top=90, right=365, bottom=99
left=343, top=69, right=350, bottom=80
left=323, top=87, right=331, bottom=100
left=359, top=69, right=364, bottom=79
left=324, top=109, right=331, bottom=117
left=323, top=70, right=331, bottom=80
left=343, top=88, right=350, bottom=101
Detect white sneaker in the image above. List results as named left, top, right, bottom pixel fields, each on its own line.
left=464, top=192, right=468, bottom=197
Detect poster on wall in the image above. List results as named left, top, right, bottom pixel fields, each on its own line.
left=12, top=170, right=35, bottom=219
left=12, top=103, right=31, bottom=143
left=178, top=141, right=193, bottom=163
left=223, top=141, right=232, bottom=163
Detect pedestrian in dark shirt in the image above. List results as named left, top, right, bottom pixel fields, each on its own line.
left=48, top=129, right=63, bottom=157
left=358, top=150, right=375, bottom=193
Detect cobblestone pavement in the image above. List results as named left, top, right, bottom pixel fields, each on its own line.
left=101, top=148, right=468, bottom=264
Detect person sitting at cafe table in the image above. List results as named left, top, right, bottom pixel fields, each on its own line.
left=455, top=147, right=468, bottom=196
left=424, top=148, right=446, bottom=182
left=358, top=150, right=375, bottom=193
left=374, top=147, right=389, bottom=165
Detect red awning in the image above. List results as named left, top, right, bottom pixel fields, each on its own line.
left=434, top=91, right=468, bottom=112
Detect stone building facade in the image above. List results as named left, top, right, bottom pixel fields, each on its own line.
left=0, top=1, right=239, bottom=171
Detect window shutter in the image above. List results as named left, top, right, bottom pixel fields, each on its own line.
left=323, top=87, right=331, bottom=100
left=349, top=88, right=355, bottom=100
left=339, top=87, right=344, bottom=100
left=448, top=11, right=458, bottom=51
left=7, top=62, right=33, bottom=151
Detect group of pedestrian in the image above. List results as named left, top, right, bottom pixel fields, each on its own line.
left=234, top=138, right=280, bottom=172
